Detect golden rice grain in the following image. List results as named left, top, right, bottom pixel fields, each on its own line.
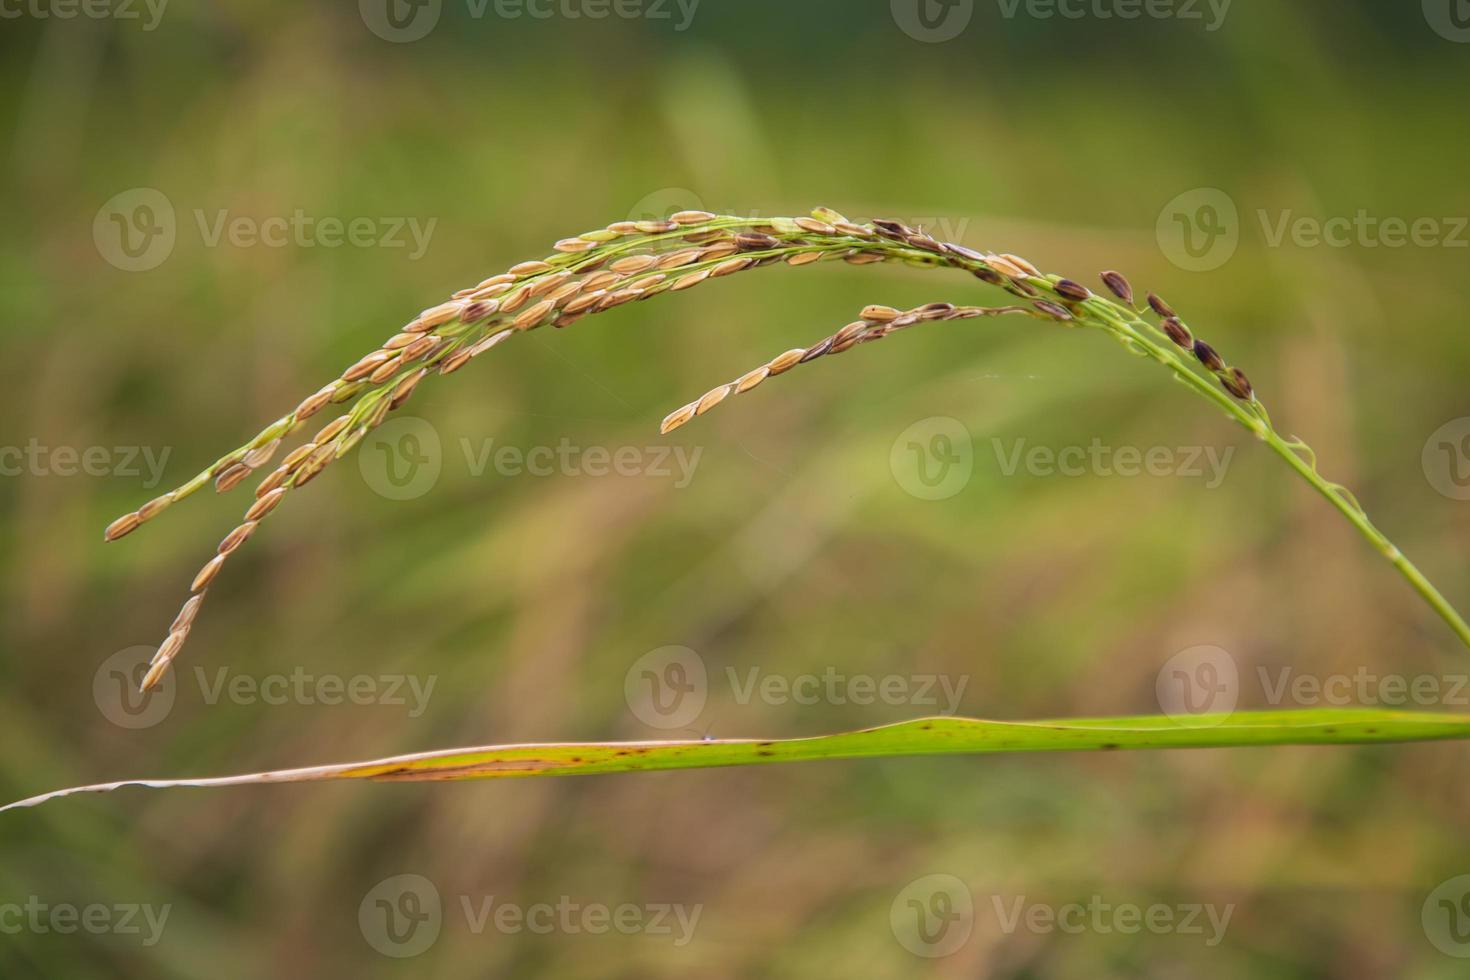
left=500, top=285, right=532, bottom=314
left=214, top=462, right=252, bottom=493
left=191, top=554, right=226, bottom=592
left=104, top=512, right=141, bottom=542
left=514, top=299, right=556, bottom=329
left=510, top=260, right=554, bottom=277
left=671, top=269, right=711, bottom=291
left=170, top=593, right=205, bottom=633
left=295, top=385, right=337, bottom=421
left=610, top=254, right=658, bottom=274
left=218, top=521, right=258, bottom=556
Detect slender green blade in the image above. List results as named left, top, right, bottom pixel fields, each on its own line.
left=5, top=709, right=1468, bottom=812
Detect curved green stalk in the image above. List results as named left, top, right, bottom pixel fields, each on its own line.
left=103, top=208, right=1470, bottom=688
left=1080, top=295, right=1470, bottom=650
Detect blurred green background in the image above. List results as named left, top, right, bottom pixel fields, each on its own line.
left=3, top=1, right=1470, bottom=976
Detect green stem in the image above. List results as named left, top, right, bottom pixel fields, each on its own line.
left=1082, top=298, right=1470, bottom=652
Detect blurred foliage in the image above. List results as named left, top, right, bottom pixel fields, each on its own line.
left=2, top=1, right=1469, bottom=976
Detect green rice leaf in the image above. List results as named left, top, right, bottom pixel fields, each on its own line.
left=5, top=709, right=1467, bottom=813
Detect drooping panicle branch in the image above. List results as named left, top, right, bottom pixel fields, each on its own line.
left=103, top=206, right=1470, bottom=693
